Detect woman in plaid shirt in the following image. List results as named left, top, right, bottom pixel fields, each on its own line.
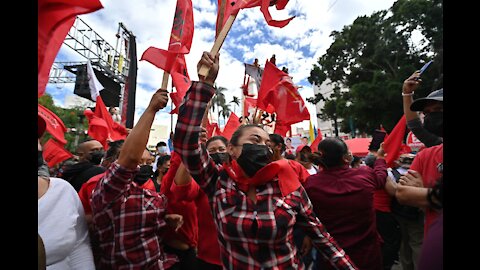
left=173, top=52, right=357, bottom=270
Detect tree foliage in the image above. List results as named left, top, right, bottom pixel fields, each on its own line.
left=308, top=0, right=443, bottom=134
left=38, top=94, right=89, bottom=153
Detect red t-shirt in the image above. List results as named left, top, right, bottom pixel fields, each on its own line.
left=410, top=144, right=443, bottom=234
left=373, top=189, right=391, bottom=212
left=171, top=181, right=221, bottom=266
left=78, top=172, right=106, bottom=215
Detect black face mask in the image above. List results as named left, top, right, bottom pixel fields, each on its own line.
left=88, top=150, right=105, bottom=165
left=210, top=152, right=228, bottom=165
left=134, top=165, right=153, bottom=185
left=236, top=144, right=272, bottom=177
left=424, top=111, right=443, bottom=137
left=38, top=150, right=44, bottom=169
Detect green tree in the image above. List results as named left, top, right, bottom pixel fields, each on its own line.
left=38, top=94, right=89, bottom=153
left=308, top=0, right=443, bottom=134
left=220, top=104, right=232, bottom=125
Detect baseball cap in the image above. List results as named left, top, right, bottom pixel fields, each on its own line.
left=296, top=144, right=311, bottom=153
left=410, top=88, right=443, bottom=112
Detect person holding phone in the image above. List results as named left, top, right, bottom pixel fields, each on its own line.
left=401, top=64, right=443, bottom=147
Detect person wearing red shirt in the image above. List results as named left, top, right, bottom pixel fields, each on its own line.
left=173, top=52, right=356, bottom=270
left=90, top=89, right=183, bottom=270
left=305, top=138, right=391, bottom=270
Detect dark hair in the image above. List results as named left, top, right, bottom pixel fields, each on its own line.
left=316, top=137, right=349, bottom=168
left=206, top=136, right=228, bottom=148
left=285, top=153, right=296, bottom=160
left=156, top=154, right=171, bottom=168
left=269, top=133, right=286, bottom=153
left=230, top=124, right=263, bottom=146
left=286, top=138, right=291, bottom=142
left=350, top=155, right=361, bottom=167
left=156, top=141, right=167, bottom=147
left=104, top=140, right=124, bottom=162
left=302, top=136, right=308, bottom=140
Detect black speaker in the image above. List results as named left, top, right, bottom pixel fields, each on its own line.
left=73, top=64, right=121, bottom=107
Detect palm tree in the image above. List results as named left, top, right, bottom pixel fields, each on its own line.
left=220, top=104, right=232, bottom=125
left=212, top=86, right=227, bottom=121
left=230, top=96, right=240, bottom=114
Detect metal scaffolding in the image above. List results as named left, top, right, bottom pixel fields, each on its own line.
left=48, top=16, right=130, bottom=85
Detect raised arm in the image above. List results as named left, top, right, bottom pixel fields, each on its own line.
left=296, top=187, right=357, bottom=270
left=94, top=89, right=168, bottom=203
left=403, top=72, right=442, bottom=147
left=174, top=52, right=220, bottom=197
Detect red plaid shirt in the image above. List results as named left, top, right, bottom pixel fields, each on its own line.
left=91, top=162, right=178, bottom=270
left=174, top=81, right=357, bottom=270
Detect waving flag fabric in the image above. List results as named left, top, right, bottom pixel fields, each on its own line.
left=38, top=0, right=103, bottom=96
left=38, top=104, right=68, bottom=145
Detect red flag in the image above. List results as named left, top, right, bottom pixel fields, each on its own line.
left=169, top=91, right=183, bottom=114
left=42, top=139, right=73, bottom=167
left=85, top=96, right=128, bottom=148
left=206, top=121, right=222, bottom=138
left=230, top=0, right=295, bottom=28
left=38, top=104, right=68, bottom=145
left=310, top=129, right=323, bottom=152
left=383, top=115, right=407, bottom=167
left=244, top=97, right=257, bottom=117
left=222, top=112, right=241, bottom=140
left=257, top=61, right=310, bottom=125
left=38, top=0, right=103, bottom=97
left=274, top=121, right=290, bottom=137
left=216, top=0, right=236, bottom=36
left=168, top=0, right=194, bottom=53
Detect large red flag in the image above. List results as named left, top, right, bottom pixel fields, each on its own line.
left=85, top=96, right=128, bottom=148
left=257, top=61, right=310, bottom=125
left=310, top=129, right=323, bottom=152
left=216, top=0, right=236, bottom=36
left=42, top=139, right=73, bottom=167
left=38, top=104, right=68, bottom=145
left=38, top=0, right=103, bottom=97
left=383, top=115, right=407, bottom=168
left=222, top=112, right=240, bottom=140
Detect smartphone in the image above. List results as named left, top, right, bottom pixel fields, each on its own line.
left=368, top=129, right=387, bottom=151
left=419, top=60, right=433, bottom=75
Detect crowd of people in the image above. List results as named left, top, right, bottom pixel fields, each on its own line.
left=38, top=52, right=443, bottom=270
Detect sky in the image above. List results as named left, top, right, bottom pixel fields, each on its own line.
left=45, top=0, right=397, bottom=133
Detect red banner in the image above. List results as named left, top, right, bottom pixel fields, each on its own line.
left=38, top=104, right=68, bottom=145
left=42, top=139, right=73, bottom=167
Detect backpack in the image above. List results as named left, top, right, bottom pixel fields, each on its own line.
left=390, top=168, right=422, bottom=220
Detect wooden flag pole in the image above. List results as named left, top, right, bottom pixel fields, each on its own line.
left=161, top=71, right=170, bottom=90
left=198, top=14, right=237, bottom=78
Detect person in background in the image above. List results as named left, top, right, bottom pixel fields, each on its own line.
left=389, top=153, right=424, bottom=270
left=305, top=138, right=392, bottom=270
left=38, top=115, right=95, bottom=269
left=301, top=136, right=309, bottom=146
left=174, top=51, right=357, bottom=269
left=296, top=145, right=318, bottom=175
left=151, top=155, right=172, bottom=192
left=62, top=139, right=106, bottom=192
left=402, top=71, right=442, bottom=147
left=91, top=88, right=183, bottom=270
left=153, top=141, right=170, bottom=171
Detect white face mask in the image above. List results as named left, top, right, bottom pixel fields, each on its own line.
left=157, top=146, right=168, bottom=154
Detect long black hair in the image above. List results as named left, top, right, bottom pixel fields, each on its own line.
left=314, top=137, right=348, bottom=169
